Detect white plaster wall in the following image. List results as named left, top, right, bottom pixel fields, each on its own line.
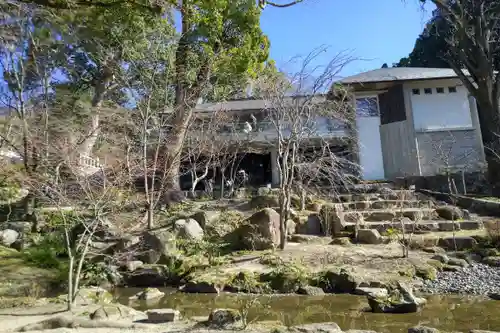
left=406, top=79, right=473, bottom=131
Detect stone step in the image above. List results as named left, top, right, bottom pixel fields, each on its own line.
left=343, top=208, right=437, bottom=222
left=344, top=219, right=484, bottom=234
left=341, top=200, right=434, bottom=211
left=333, top=190, right=423, bottom=203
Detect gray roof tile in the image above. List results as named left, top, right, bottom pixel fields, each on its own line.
left=339, top=67, right=468, bottom=84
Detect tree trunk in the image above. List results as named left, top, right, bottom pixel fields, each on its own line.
left=147, top=203, right=154, bottom=229
left=79, top=66, right=113, bottom=158
left=475, top=98, right=500, bottom=195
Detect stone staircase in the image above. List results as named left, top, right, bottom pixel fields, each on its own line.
left=319, top=189, right=484, bottom=239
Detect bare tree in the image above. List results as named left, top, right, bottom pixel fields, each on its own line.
left=184, top=110, right=227, bottom=198
left=258, top=48, right=356, bottom=249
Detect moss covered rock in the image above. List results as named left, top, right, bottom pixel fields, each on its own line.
left=413, top=264, right=437, bottom=281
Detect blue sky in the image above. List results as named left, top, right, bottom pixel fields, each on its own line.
left=260, top=0, right=435, bottom=78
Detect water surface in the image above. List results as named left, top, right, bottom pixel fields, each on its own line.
left=114, top=288, right=500, bottom=333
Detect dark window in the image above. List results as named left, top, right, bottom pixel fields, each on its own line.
left=412, top=89, right=420, bottom=95
left=356, top=97, right=379, bottom=117
left=449, top=86, right=457, bottom=93
left=424, top=88, right=432, bottom=94
left=436, top=87, right=444, bottom=94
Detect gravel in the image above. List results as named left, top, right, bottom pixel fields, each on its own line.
left=422, top=263, right=500, bottom=295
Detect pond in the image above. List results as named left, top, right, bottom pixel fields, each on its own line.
left=113, top=288, right=500, bottom=333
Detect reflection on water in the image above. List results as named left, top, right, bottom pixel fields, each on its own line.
left=114, top=288, right=500, bottom=333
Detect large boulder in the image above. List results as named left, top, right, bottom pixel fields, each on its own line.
left=305, top=214, right=322, bottom=235
left=438, top=236, right=477, bottom=251
left=129, top=287, right=165, bottom=301
left=123, top=266, right=170, bottom=287
left=207, top=309, right=242, bottom=329
left=319, top=269, right=362, bottom=293
left=190, top=211, right=220, bottom=229
left=174, top=218, right=204, bottom=240
left=435, top=206, right=463, bottom=220
left=319, top=204, right=345, bottom=236
left=249, top=195, right=279, bottom=209
left=237, top=208, right=281, bottom=250
left=139, top=227, right=177, bottom=264
left=357, top=229, right=382, bottom=244
left=367, top=282, right=426, bottom=313
left=0, top=229, right=19, bottom=246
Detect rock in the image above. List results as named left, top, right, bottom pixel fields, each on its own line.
left=319, top=204, right=345, bottom=236
left=431, top=254, right=449, bottom=264
left=354, top=287, right=388, bottom=297
left=207, top=309, right=242, bottom=329
left=402, top=209, right=424, bottom=222
left=297, top=285, right=325, bottom=295
left=125, top=260, right=144, bottom=272
left=357, top=229, right=382, bottom=244
left=59, top=287, right=113, bottom=306
left=321, top=269, right=362, bottom=293
left=447, top=258, right=469, bottom=267
left=287, top=219, right=297, bottom=235
left=89, top=305, right=132, bottom=321
left=367, top=282, right=426, bottom=313
left=345, top=331, right=378, bottom=333
left=146, top=309, right=180, bottom=323
left=139, top=228, right=177, bottom=264
left=435, top=206, right=463, bottom=220
left=462, top=209, right=472, bottom=220
left=180, top=281, right=220, bottom=293
left=330, top=237, right=351, bottom=245
left=289, top=234, right=325, bottom=243
left=422, top=247, right=446, bottom=254
left=488, top=292, right=500, bottom=300
left=414, top=264, right=437, bottom=281
left=190, top=211, right=220, bottom=229
left=305, top=214, right=322, bottom=235
left=129, top=288, right=165, bottom=301
left=0, top=229, right=19, bottom=246
left=442, top=265, right=460, bottom=272
left=238, top=208, right=281, bottom=250
left=174, top=218, right=204, bottom=240
left=408, top=326, right=440, bottom=333
left=379, top=187, right=398, bottom=200
left=5, top=221, right=31, bottom=233
left=344, top=212, right=365, bottom=224
left=290, top=322, right=342, bottom=333
left=124, top=266, right=170, bottom=287
left=249, top=195, right=279, bottom=209
left=365, top=211, right=396, bottom=222
left=438, top=236, right=477, bottom=251
left=482, top=256, right=500, bottom=267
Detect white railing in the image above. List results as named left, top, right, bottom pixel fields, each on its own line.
left=78, top=154, right=102, bottom=169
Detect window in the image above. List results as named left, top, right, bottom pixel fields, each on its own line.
left=412, top=89, right=420, bottom=95
left=448, top=86, right=457, bottom=93
left=355, top=97, right=379, bottom=117
left=424, top=88, right=432, bottom=94
left=436, top=87, right=444, bottom=94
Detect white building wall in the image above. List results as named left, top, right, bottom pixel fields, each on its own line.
left=406, top=79, right=473, bottom=131
left=403, top=78, right=485, bottom=175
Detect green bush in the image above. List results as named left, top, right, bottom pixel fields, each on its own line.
left=0, top=187, right=20, bottom=201
left=22, top=233, right=67, bottom=269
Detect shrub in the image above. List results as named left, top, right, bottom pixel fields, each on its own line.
left=22, top=233, right=67, bottom=269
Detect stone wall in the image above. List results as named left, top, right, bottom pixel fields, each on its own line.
left=415, top=130, right=483, bottom=176
left=394, top=171, right=488, bottom=194
left=420, top=189, right=500, bottom=217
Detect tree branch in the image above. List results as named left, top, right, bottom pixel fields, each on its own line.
left=260, top=0, right=304, bottom=8
left=18, top=0, right=164, bottom=13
